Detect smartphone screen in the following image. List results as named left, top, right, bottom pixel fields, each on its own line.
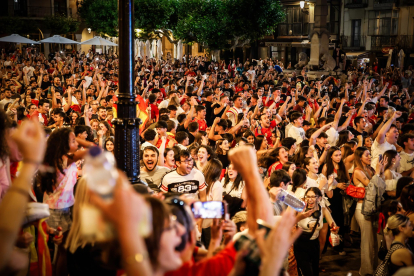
left=191, top=201, right=225, bottom=219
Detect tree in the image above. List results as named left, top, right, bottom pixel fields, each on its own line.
left=78, top=0, right=118, bottom=37
left=44, top=14, right=80, bottom=36
left=0, top=17, right=38, bottom=35
left=78, top=0, right=285, bottom=51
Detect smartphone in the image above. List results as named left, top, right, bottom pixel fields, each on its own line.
left=379, top=154, right=383, bottom=162
left=191, top=201, right=227, bottom=219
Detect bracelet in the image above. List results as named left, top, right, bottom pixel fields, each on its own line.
left=124, top=252, right=149, bottom=265
left=23, top=159, right=42, bottom=166
left=8, top=186, right=29, bottom=197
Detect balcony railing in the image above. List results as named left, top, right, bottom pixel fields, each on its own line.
left=373, top=0, right=396, bottom=9
left=14, top=6, right=73, bottom=17
left=371, top=35, right=414, bottom=51
left=277, top=23, right=314, bottom=37
left=341, top=35, right=366, bottom=49
left=344, top=0, right=368, bottom=8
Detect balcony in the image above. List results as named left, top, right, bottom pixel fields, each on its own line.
left=371, top=35, right=413, bottom=51
left=373, top=0, right=397, bottom=9
left=277, top=23, right=314, bottom=37
left=13, top=6, right=73, bottom=18
left=344, top=0, right=368, bottom=8
left=341, top=35, right=366, bottom=49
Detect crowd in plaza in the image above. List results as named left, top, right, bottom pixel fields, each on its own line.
left=2, top=46, right=414, bottom=276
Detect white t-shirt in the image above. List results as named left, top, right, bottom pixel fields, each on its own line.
left=222, top=179, right=245, bottom=198
left=371, top=139, right=396, bottom=169
left=84, top=76, right=93, bottom=88
left=158, top=99, right=170, bottom=109
left=398, top=150, right=414, bottom=174
left=326, top=127, right=339, bottom=147
left=23, top=66, right=35, bottom=78
left=202, top=180, right=224, bottom=228
left=288, top=125, right=305, bottom=145
left=159, top=168, right=206, bottom=200
left=177, top=144, right=187, bottom=151
left=226, top=107, right=243, bottom=127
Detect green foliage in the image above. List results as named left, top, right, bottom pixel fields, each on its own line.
left=44, top=14, right=80, bottom=36
left=78, top=0, right=285, bottom=50
left=78, top=0, right=118, bottom=37
left=0, top=17, right=38, bottom=35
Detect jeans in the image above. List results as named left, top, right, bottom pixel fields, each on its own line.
left=294, top=238, right=320, bottom=276
left=355, top=206, right=378, bottom=275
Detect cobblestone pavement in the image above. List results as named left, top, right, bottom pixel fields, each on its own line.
left=319, top=235, right=361, bottom=276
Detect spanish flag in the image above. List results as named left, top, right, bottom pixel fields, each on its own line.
left=112, top=94, right=148, bottom=134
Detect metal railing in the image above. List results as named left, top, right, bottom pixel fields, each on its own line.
left=344, top=0, right=368, bottom=8
left=341, top=35, right=366, bottom=48
left=371, top=35, right=414, bottom=51
left=277, top=23, right=314, bottom=37
left=373, top=0, right=396, bottom=9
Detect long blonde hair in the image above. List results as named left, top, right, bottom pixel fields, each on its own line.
left=65, top=177, right=92, bottom=253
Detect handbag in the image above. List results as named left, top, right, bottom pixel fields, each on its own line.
left=345, top=184, right=365, bottom=199
left=223, top=185, right=245, bottom=218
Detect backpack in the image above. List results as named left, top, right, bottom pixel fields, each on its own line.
left=361, top=174, right=386, bottom=217
left=374, top=242, right=405, bottom=276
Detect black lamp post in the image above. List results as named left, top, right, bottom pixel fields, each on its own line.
left=113, top=0, right=141, bottom=183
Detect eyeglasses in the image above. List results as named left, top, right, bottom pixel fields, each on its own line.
left=305, top=196, right=318, bottom=200
left=163, top=215, right=180, bottom=232
left=179, top=158, right=194, bottom=164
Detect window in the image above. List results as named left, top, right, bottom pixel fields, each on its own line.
left=368, top=10, right=398, bottom=36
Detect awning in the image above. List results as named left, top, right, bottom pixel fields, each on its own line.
left=346, top=51, right=370, bottom=59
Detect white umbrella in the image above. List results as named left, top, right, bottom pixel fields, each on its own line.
left=0, top=34, right=40, bottom=44
left=40, top=35, right=79, bottom=44
left=145, top=40, right=151, bottom=58
left=177, top=40, right=183, bottom=61
left=139, top=41, right=145, bottom=58
left=151, top=40, right=157, bottom=58
left=157, top=39, right=163, bottom=60
left=80, top=36, right=117, bottom=46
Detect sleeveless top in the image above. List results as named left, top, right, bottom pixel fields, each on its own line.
left=388, top=241, right=412, bottom=276
left=385, top=170, right=402, bottom=192
left=43, top=157, right=78, bottom=209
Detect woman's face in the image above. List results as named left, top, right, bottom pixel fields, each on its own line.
left=228, top=163, right=238, bottom=179
left=288, top=164, right=296, bottom=177
left=69, top=132, right=79, bottom=152
left=332, top=150, right=342, bottom=164
left=158, top=216, right=185, bottom=272
left=361, top=150, right=371, bottom=166
left=306, top=157, right=319, bottom=174
left=99, top=123, right=107, bottom=133
left=305, top=190, right=319, bottom=209
left=105, top=141, right=114, bottom=152
left=220, top=140, right=230, bottom=152
left=278, top=148, right=289, bottom=163
left=393, top=153, right=401, bottom=167
left=364, top=137, right=373, bottom=148
left=165, top=150, right=175, bottom=167
left=247, top=135, right=255, bottom=144
left=72, top=113, right=78, bottom=122
left=92, top=122, right=99, bottom=131
left=261, top=138, right=268, bottom=150
left=197, top=147, right=209, bottom=163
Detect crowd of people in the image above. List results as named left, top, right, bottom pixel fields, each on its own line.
left=1, top=47, right=414, bottom=276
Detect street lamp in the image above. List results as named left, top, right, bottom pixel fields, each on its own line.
left=300, top=1, right=305, bottom=9
left=87, top=28, right=91, bottom=34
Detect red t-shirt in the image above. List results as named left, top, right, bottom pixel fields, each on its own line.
left=268, top=162, right=283, bottom=176
left=149, top=103, right=159, bottom=120
left=193, top=118, right=207, bottom=131
left=255, top=120, right=277, bottom=146
left=165, top=241, right=236, bottom=276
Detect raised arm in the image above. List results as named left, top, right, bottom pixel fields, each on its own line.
left=332, top=98, right=346, bottom=130
left=63, top=86, right=72, bottom=112
left=184, top=98, right=197, bottom=129
left=376, top=111, right=401, bottom=144
left=229, top=147, right=273, bottom=234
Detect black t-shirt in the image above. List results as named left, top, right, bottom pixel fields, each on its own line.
left=202, top=100, right=213, bottom=126
left=217, top=154, right=230, bottom=169
left=41, top=81, right=51, bottom=91
left=349, top=127, right=367, bottom=138
left=211, top=103, right=225, bottom=121
left=188, top=132, right=195, bottom=145
left=223, top=88, right=234, bottom=98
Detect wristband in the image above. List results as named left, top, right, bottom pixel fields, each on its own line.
left=124, top=252, right=149, bottom=265
left=23, top=158, right=42, bottom=166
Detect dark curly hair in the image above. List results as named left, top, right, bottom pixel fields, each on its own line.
left=0, top=109, right=12, bottom=162
left=39, top=127, right=74, bottom=194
